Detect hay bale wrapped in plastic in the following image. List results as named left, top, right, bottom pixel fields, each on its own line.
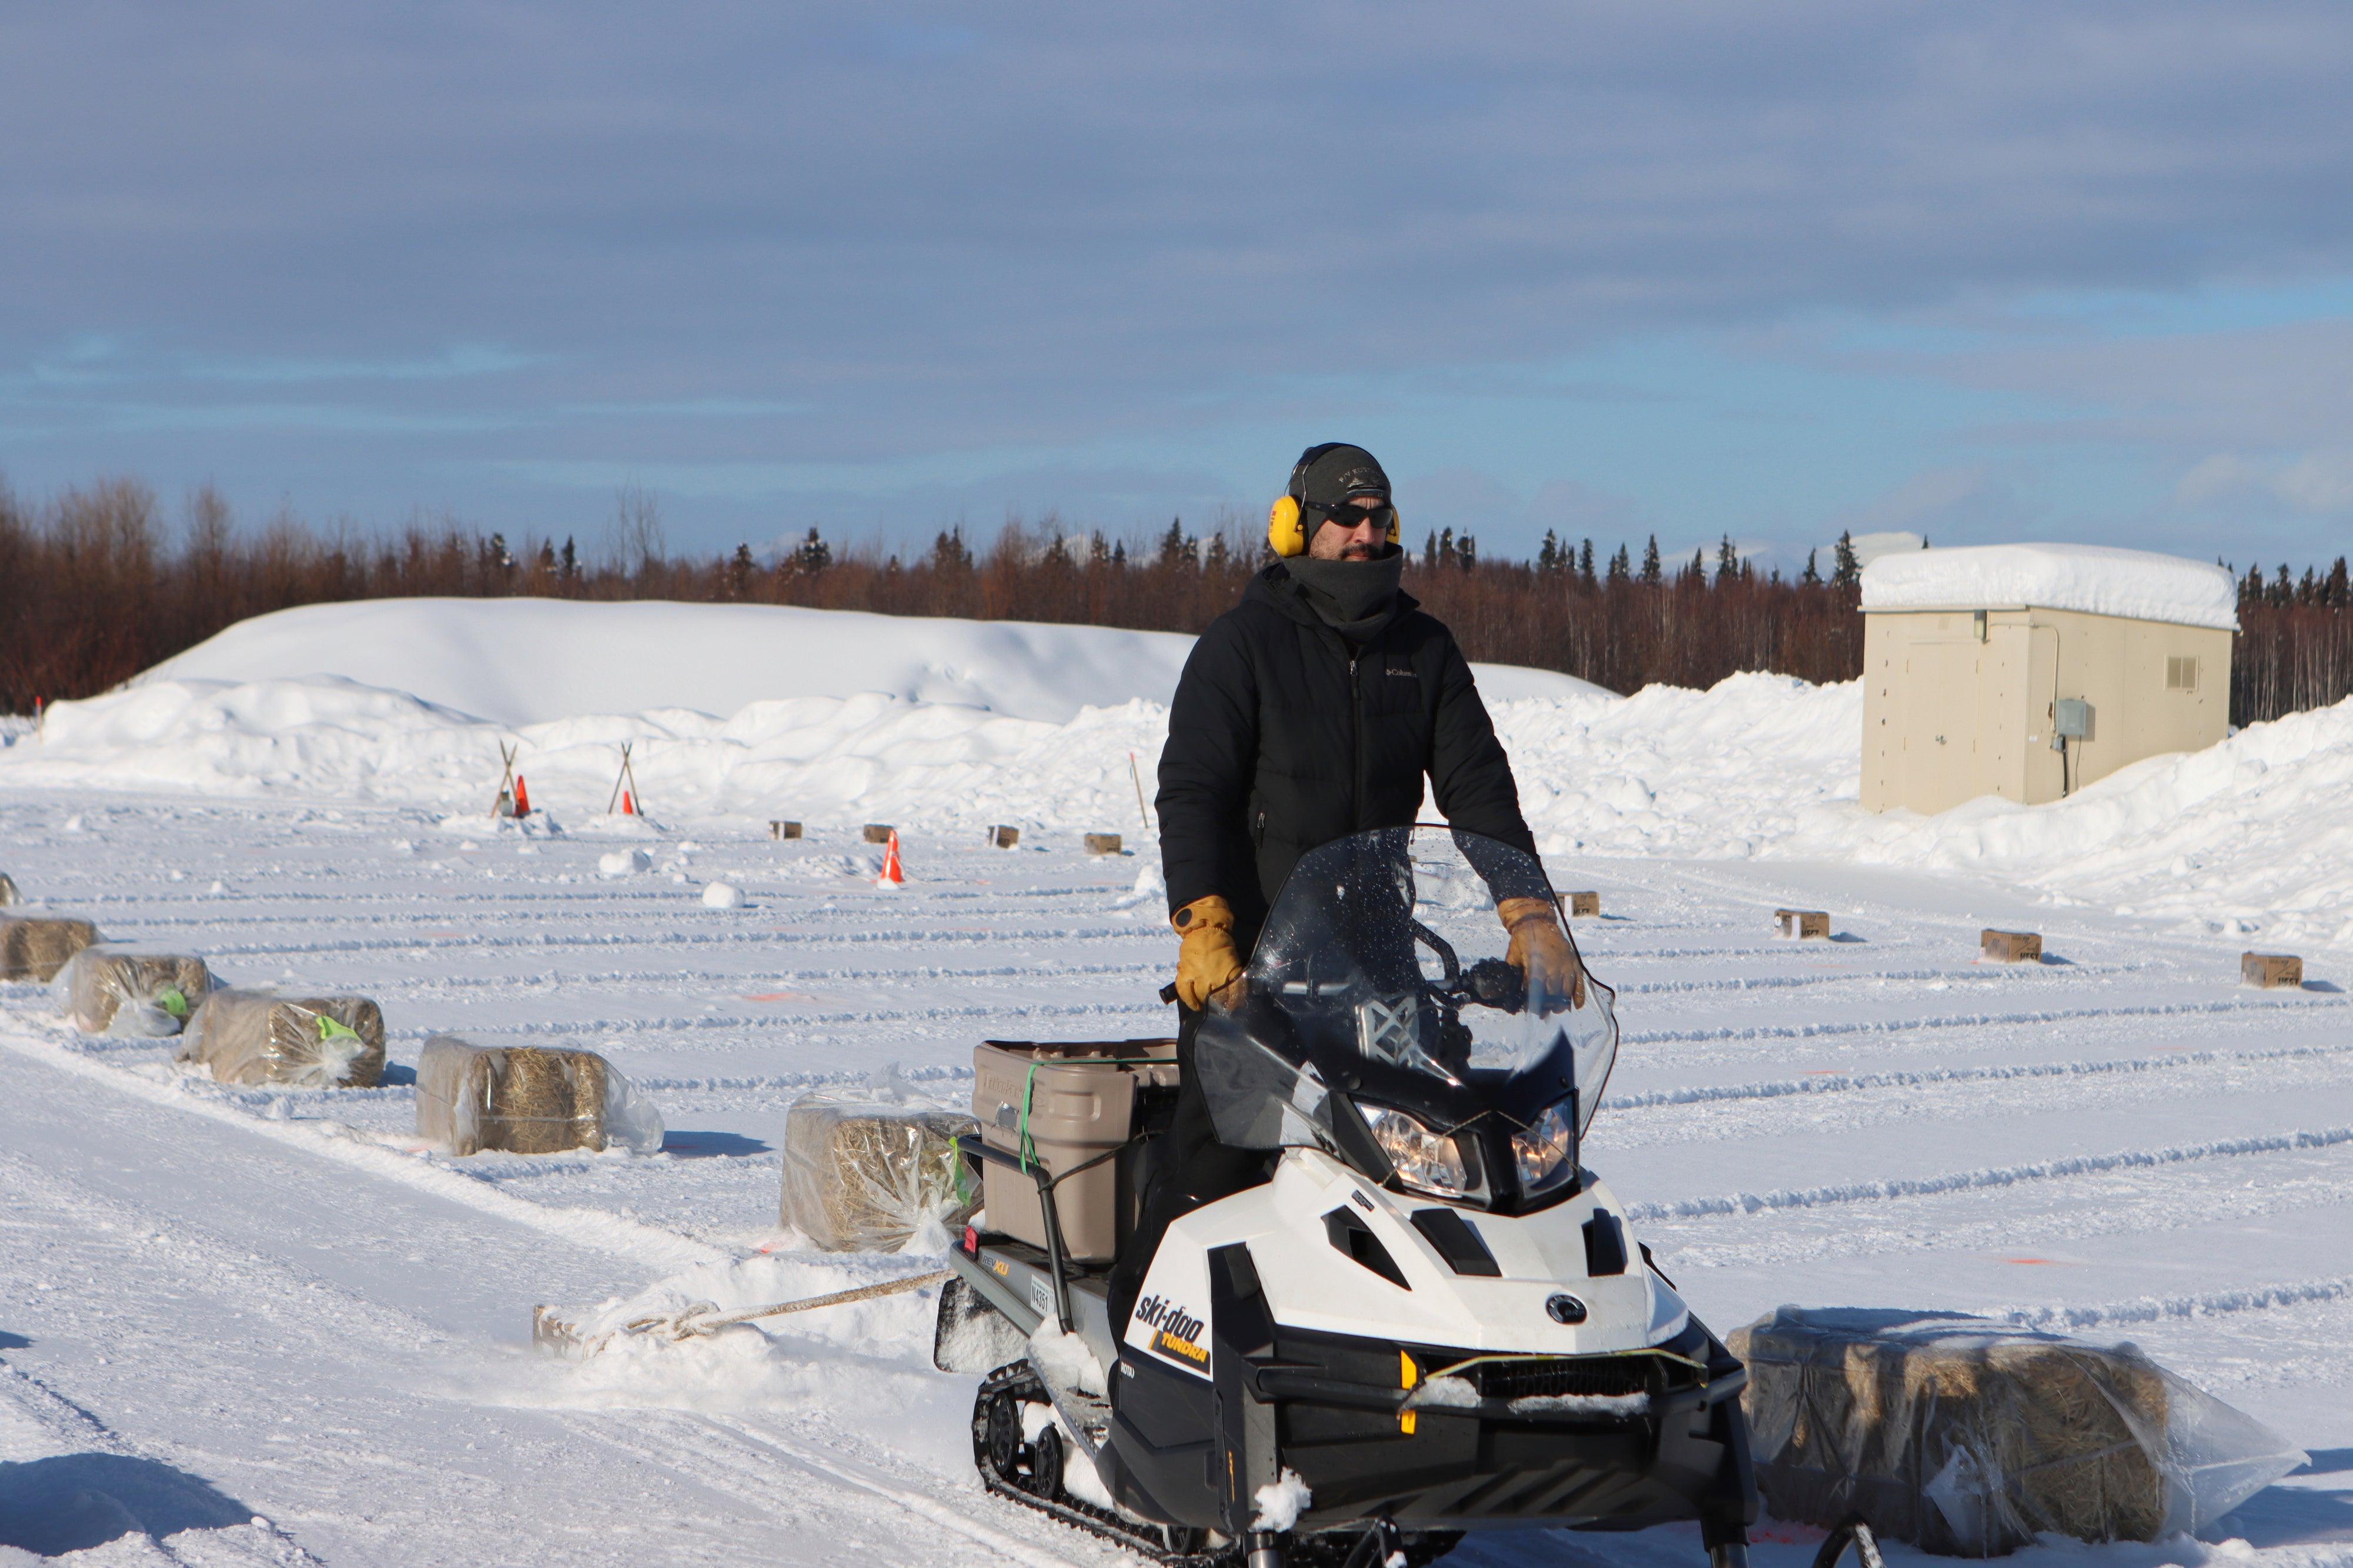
left=176, top=989, right=386, bottom=1087
left=0, top=913, right=100, bottom=982
left=415, top=1035, right=664, bottom=1156
left=52, top=946, right=216, bottom=1036
left=780, top=1089, right=979, bottom=1252
left=1731, top=1306, right=2306, bottom=1555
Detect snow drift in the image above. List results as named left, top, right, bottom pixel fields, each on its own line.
left=8, top=597, right=2353, bottom=949
left=135, top=596, right=1608, bottom=727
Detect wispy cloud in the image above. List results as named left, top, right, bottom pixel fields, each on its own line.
left=4, top=2, right=2352, bottom=557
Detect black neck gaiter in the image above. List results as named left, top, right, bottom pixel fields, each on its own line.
left=1282, top=550, right=1404, bottom=639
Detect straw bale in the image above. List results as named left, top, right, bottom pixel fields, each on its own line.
left=1732, top=1307, right=2172, bottom=1554
left=415, top=1036, right=618, bottom=1155
left=0, top=914, right=101, bottom=981
left=178, top=989, right=385, bottom=1087
left=62, top=949, right=215, bottom=1035
left=781, top=1095, right=979, bottom=1252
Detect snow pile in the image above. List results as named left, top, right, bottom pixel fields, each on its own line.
left=0, top=676, right=1164, bottom=835
left=1809, top=694, right=2353, bottom=950
left=1501, top=673, right=1859, bottom=859
left=14, top=595, right=2353, bottom=948
left=1860, top=543, right=2239, bottom=631
left=136, top=596, right=1606, bottom=727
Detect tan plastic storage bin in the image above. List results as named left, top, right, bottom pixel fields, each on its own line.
left=974, top=1038, right=1178, bottom=1265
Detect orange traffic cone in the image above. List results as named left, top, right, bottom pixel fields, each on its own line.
left=875, top=829, right=905, bottom=888
left=513, top=775, right=531, bottom=816
left=622, top=790, right=635, bottom=816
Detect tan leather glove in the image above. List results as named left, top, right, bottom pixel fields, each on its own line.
left=1171, top=895, right=1246, bottom=1010
left=1498, top=896, right=1587, bottom=1012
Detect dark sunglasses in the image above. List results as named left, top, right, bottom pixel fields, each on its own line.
left=1314, top=499, right=1395, bottom=532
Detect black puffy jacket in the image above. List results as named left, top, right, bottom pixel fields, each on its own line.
left=1156, top=562, right=1538, bottom=949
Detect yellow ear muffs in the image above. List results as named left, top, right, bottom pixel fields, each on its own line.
left=1268, top=495, right=1307, bottom=557
left=1268, top=496, right=1401, bottom=557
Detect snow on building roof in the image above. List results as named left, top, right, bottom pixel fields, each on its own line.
left=1859, top=542, right=2238, bottom=631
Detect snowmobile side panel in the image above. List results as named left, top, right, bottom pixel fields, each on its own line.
left=1209, top=1243, right=1280, bottom=1537
left=1102, top=1351, right=1222, bottom=1529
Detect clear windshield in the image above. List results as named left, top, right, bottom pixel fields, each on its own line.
left=1191, top=825, right=1618, bottom=1209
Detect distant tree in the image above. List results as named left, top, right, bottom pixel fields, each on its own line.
left=1639, top=535, right=1662, bottom=585
left=559, top=536, right=578, bottom=579
left=609, top=485, right=665, bottom=574
left=932, top=526, right=973, bottom=572
left=1717, top=533, right=1739, bottom=579
left=1801, top=549, right=1821, bottom=587
left=1687, top=546, right=1706, bottom=582
left=1158, top=517, right=1195, bottom=569
left=728, top=542, right=755, bottom=599
left=793, top=526, right=832, bottom=575
left=1438, top=528, right=1458, bottom=568
left=1578, top=538, right=1596, bottom=589
left=535, top=539, right=556, bottom=573
left=2329, top=557, right=2349, bottom=609
left=1538, top=529, right=1561, bottom=573
left=1607, top=543, right=1631, bottom=585
left=1832, top=531, right=1859, bottom=589
left=1423, top=530, right=1439, bottom=568
left=1457, top=533, right=1477, bottom=569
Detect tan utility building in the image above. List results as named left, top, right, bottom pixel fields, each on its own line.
left=1858, top=543, right=2237, bottom=814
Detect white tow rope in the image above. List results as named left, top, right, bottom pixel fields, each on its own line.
left=537, top=1269, right=950, bottom=1357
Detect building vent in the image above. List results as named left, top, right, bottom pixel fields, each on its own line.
left=2167, top=656, right=2199, bottom=692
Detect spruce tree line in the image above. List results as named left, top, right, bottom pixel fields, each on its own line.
left=1, top=475, right=2342, bottom=729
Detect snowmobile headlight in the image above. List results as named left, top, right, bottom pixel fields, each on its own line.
left=1511, top=1099, right=1577, bottom=1198
left=1358, top=1103, right=1472, bottom=1199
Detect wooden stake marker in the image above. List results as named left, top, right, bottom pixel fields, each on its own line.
left=1981, top=929, right=2043, bottom=963
left=1775, top=909, right=1830, bottom=940
left=989, top=825, right=1021, bottom=849
left=1565, top=892, right=1601, bottom=918
left=861, top=824, right=895, bottom=845
left=1084, top=833, right=1123, bottom=856
left=2242, top=952, right=2302, bottom=989
left=770, top=820, right=802, bottom=840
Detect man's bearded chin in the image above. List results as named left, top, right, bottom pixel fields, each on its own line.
left=1339, top=540, right=1377, bottom=561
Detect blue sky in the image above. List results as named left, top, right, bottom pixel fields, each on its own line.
left=5, top=2, right=2353, bottom=573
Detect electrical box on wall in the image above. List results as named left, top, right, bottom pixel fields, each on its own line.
left=2054, top=699, right=2092, bottom=740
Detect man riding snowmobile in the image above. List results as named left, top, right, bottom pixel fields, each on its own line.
left=1112, top=443, right=1587, bottom=1337
left=935, top=449, right=1755, bottom=1568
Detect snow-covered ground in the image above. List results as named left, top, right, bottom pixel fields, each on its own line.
left=4, top=598, right=2351, bottom=1567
